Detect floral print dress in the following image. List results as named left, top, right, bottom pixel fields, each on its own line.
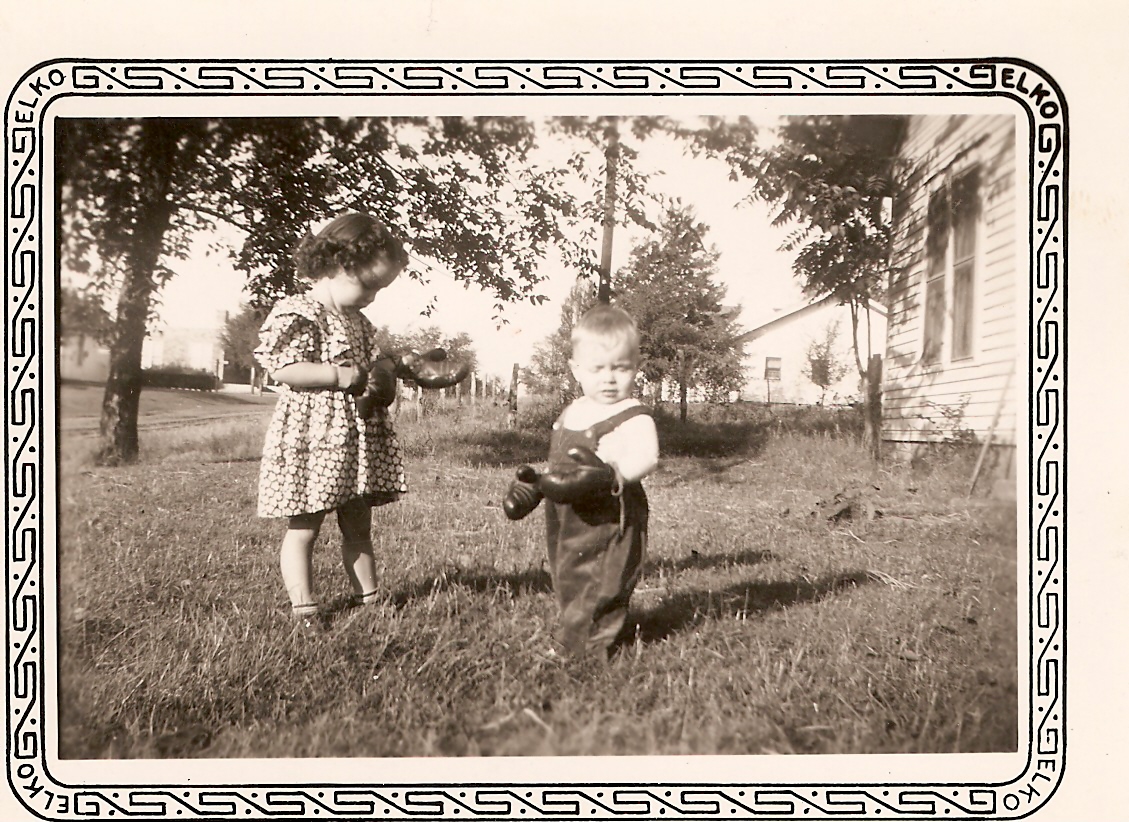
left=254, top=293, right=407, bottom=518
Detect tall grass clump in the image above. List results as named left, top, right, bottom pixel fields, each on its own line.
left=61, top=416, right=271, bottom=472
left=143, top=417, right=271, bottom=464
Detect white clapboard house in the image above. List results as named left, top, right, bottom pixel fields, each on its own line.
left=734, top=296, right=888, bottom=406
left=882, top=114, right=1020, bottom=475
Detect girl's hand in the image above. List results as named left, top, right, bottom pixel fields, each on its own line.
left=336, top=364, right=367, bottom=395
left=354, top=357, right=399, bottom=419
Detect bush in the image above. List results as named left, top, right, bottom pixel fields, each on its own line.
left=652, top=400, right=864, bottom=438
left=517, top=395, right=566, bottom=433
left=141, top=366, right=221, bottom=391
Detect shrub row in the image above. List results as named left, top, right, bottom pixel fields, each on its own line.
left=141, top=366, right=221, bottom=391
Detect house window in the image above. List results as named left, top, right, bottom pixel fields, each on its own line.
left=923, top=165, right=981, bottom=364
left=764, top=357, right=782, bottom=381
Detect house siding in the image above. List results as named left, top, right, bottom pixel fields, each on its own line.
left=737, top=299, right=887, bottom=406
left=883, top=114, right=1019, bottom=445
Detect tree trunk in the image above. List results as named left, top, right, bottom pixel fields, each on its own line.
left=848, top=297, right=879, bottom=450
left=866, top=354, right=883, bottom=461
left=678, top=348, right=688, bottom=423
left=849, top=299, right=865, bottom=389
left=597, top=117, right=619, bottom=304
left=96, top=122, right=179, bottom=465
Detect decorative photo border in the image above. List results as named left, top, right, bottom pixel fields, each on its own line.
left=5, top=59, right=1065, bottom=820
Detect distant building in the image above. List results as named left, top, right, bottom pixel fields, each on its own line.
left=733, top=296, right=888, bottom=405
left=59, top=323, right=228, bottom=384
left=59, top=333, right=111, bottom=383
left=142, top=320, right=227, bottom=378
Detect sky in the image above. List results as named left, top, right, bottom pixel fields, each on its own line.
left=155, top=123, right=808, bottom=380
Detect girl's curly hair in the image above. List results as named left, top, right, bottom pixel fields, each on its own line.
left=294, top=212, right=409, bottom=282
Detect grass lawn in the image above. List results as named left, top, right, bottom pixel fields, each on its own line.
left=56, top=395, right=1018, bottom=758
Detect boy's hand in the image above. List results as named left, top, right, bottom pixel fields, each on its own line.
left=537, top=447, right=616, bottom=504
left=503, top=465, right=543, bottom=521
left=396, top=348, right=471, bottom=389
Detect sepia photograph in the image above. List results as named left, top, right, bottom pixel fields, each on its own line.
left=6, top=2, right=1111, bottom=815
left=54, top=111, right=1021, bottom=760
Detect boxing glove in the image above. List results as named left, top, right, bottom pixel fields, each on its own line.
left=503, top=464, right=544, bottom=521
left=537, top=446, right=616, bottom=504
left=354, top=356, right=399, bottom=419
left=395, top=348, right=471, bottom=389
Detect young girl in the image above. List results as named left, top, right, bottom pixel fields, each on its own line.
left=255, top=212, right=411, bottom=632
left=503, top=304, right=659, bottom=658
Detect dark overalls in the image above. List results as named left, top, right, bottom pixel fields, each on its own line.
left=544, top=405, right=650, bottom=657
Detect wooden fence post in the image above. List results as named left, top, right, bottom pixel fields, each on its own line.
left=507, top=363, right=519, bottom=428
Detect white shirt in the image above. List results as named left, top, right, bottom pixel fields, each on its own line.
left=559, top=397, right=659, bottom=483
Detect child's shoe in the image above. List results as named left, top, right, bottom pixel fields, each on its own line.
left=291, top=604, right=326, bottom=635
left=351, top=590, right=381, bottom=608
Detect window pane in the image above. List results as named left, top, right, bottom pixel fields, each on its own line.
left=926, top=187, right=949, bottom=276
left=765, top=357, right=781, bottom=381
left=953, top=217, right=976, bottom=262
left=952, top=167, right=980, bottom=261
left=951, top=167, right=979, bottom=359
left=952, top=260, right=974, bottom=359
left=923, top=275, right=945, bottom=364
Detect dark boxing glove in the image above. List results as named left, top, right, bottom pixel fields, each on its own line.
left=503, top=465, right=544, bottom=521
left=354, top=356, right=399, bottom=419
left=537, top=446, right=617, bottom=505
left=355, top=349, right=471, bottom=419
left=395, top=348, right=471, bottom=389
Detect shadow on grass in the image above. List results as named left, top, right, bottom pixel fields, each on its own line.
left=646, top=548, right=776, bottom=575
left=338, top=549, right=778, bottom=618
left=447, top=417, right=776, bottom=466
left=321, top=566, right=555, bottom=618
left=453, top=429, right=548, bottom=467
left=630, top=569, right=876, bottom=645
left=655, top=418, right=771, bottom=459
left=391, top=565, right=555, bottom=606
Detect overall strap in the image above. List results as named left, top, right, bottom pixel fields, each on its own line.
left=587, top=404, right=651, bottom=441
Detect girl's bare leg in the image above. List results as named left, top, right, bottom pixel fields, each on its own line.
left=338, top=499, right=378, bottom=602
left=281, top=512, right=325, bottom=611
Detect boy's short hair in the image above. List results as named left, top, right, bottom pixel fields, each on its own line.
left=571, top=304, right=641, bottom=360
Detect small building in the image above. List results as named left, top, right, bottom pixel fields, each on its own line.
left=59, top=333, right=111, bottom=383
left=58, top=325, right=227, bottom=384
left=734, top=296, right=888, bottom=405
left=142, top=324, right=227, bottom=378
left=883, top=114, right=1019, bottom=468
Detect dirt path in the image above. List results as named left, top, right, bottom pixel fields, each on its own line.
left=60, top=383, right=277, bottom=437
left=62, top=408, right=273, bottom=438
